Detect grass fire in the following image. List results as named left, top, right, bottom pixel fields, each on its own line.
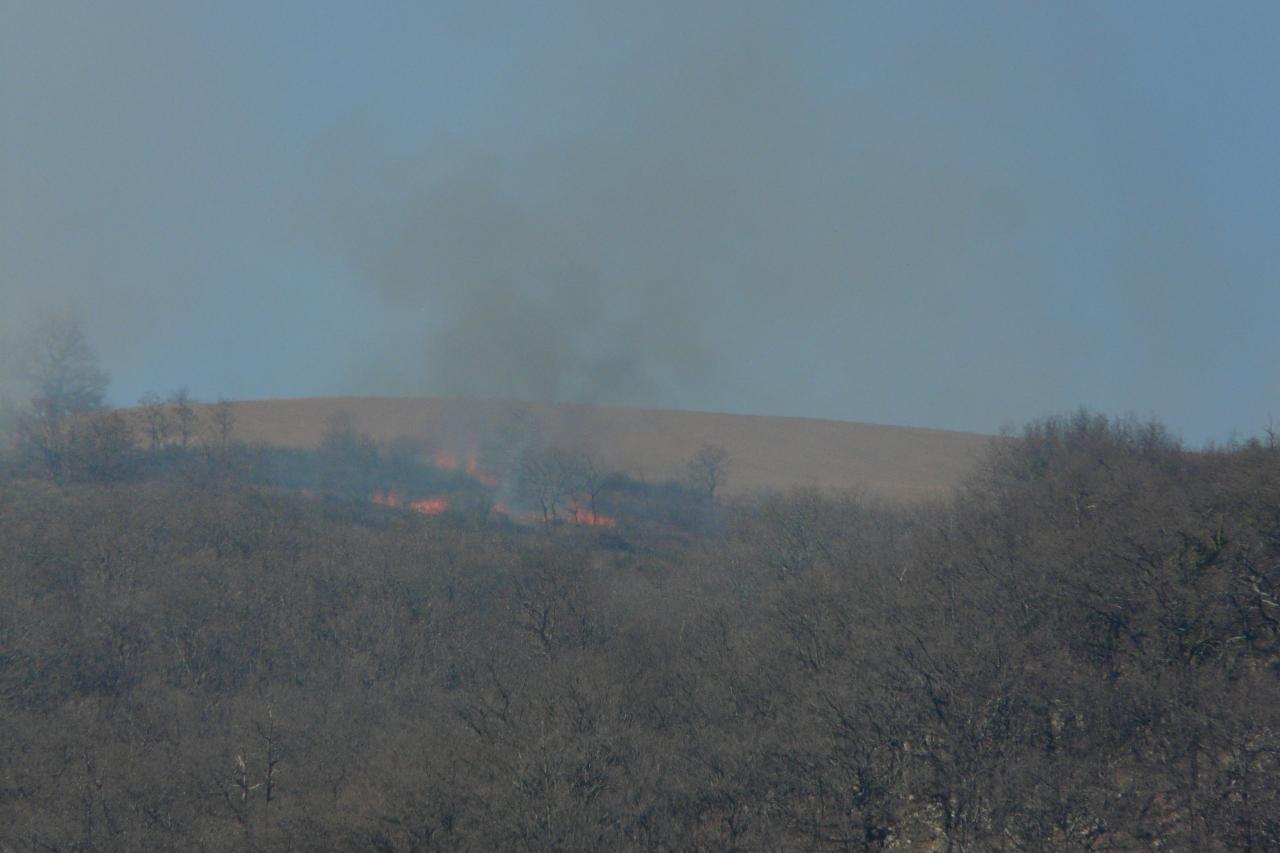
left=4, top=2, right=1278, bottom=849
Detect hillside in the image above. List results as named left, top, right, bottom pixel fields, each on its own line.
left=3, top=413, right=1277, bottom=849
left=206, top=396, right=991, bottom=501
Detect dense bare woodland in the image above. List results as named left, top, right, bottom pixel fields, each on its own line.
left=2, top=399, right=1278, bottom=851
left=8, top=2, right=1279, bottom=848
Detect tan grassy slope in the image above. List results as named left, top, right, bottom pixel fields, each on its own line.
left=209, top=396, right=991, bottom=501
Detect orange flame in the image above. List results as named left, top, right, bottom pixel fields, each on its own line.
left=570, top=508, right=617, bottom=528
left=408, top=497, right=449, bottom=514
left=371, top=491, right=449, bottom=515
left=488, top=501, right=616, bottom=528
left=434, top=442, right=499, bottom=486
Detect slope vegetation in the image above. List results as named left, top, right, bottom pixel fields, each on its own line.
left=216, top=396, right=989, bottom=500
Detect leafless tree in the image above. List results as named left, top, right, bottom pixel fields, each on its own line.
left=686, top=443, right=730, bottom=500
left=168, top=388, right=198, bottom=448
left=137, top=391, right=173, bottom=450
left=208, top=399, right=236, bottom=452
left=517, top=446, right=580, bottom=532
left=9, top=314, right=110, bottom=476
left=575, top=451, right=609, bottom=521
left=19, top=314, right=109, bottom=420
left=318, top=411, right=379, bottom=498
left=64, top=410, right=137, bottom=482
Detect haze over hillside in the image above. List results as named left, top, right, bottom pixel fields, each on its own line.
left=195, top=396, right=990, bottom=500
left=6, top=4, right=1277, bottom=443
left=6, top=3, right=1280, bottom=849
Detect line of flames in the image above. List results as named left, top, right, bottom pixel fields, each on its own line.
left=569, top=507, right=617, bottom=528
left=373, top=492, right=616, bottom=528
left=370, top=491, right=449, bottom=515
left=434, top=446, right=498, bottom=486
left=373, top=443, right=617, bottom=527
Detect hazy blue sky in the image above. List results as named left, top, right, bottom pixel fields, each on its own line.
left=3, top=1, right=1277, bottom=441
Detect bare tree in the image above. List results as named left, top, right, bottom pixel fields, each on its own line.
left=686, top=443, right=730, bottom=500
left=319, top=411, right=379, bottom=499
left=137, top=391, right=173, bottom=450
left=10, top=314, right=110, bottom=476
left=64, top=411, right=138, bottom=482
left=208, top=399, right=236, bottom=452
left=576, top=451, right=609, bottom=522
left=517, top=446, right=580, bottom=532
left=12, top=398, right=68, bottom=475
left=19, top=314, right=109, bottom=419
left=167, top=388, right=198, bottom=448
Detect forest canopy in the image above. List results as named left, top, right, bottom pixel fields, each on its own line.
left=1, top=408, right=1277, bottom=850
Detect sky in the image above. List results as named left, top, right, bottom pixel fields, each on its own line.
left=3, top=1, right=1277, bottom=443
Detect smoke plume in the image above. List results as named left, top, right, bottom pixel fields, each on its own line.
left=3, top=2, right=1275, bottom=440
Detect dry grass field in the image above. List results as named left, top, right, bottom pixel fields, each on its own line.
left=197, top=396, right=991, bottom=501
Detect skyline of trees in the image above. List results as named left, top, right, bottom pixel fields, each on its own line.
left=1, top=408, right=1277, bottom=849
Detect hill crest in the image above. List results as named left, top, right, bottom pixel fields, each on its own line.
left=200, top=396, right=990, bottom=501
